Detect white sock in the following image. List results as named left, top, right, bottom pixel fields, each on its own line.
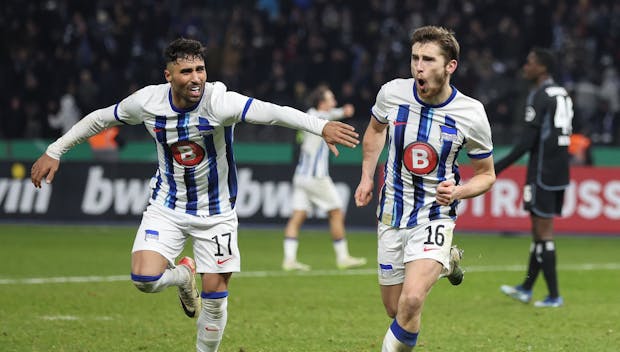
left=382, top=320, right=417, bottom=352
left=131, top=266, right=189, bottom=293
left=197, top=293, right=228, bottom=352
left=283, top=237, right=299, bottom=262
left=333, top=238, right=350, bottom=262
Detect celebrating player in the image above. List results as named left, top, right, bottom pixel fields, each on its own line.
left=355, top=26, right=495, bottom=351
left=30, top=38, right=359, bottom=352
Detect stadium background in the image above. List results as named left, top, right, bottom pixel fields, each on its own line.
left=1, top=0, right=619, bottom=234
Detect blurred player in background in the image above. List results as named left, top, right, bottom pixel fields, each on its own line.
left=282, top=84, right=367, bottom=271
left=496, top=48, right=573, bottom=308
left=30, top=38, right=359, bottom=352
left=355, top=26, right=495, bottom=351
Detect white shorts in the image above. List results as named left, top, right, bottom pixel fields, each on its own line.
left=291, top=175, right=342, bottom=212
left=377, top=219, right=455, bottom=286
left=131, top=203, right=241, bottom=274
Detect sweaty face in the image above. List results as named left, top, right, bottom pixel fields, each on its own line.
left=165, top=55, right=207, bottom=109
left=410, top=42, right=456, bottom=105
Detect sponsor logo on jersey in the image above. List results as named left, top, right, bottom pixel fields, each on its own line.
left=403, top=141, right=439, bottom=175
left=171, top=141, right=205, bottom=167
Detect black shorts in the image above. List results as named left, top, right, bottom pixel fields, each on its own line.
left=523, top=183, right=565, bottom=218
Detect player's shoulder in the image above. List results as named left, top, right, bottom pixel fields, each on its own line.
left=452, top=89, right=486, bottom=113
left=382, top=78, right=414, bottom=93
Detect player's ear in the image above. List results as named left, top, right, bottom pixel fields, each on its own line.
left=164, top=69, right=172, bottom=83
left=446, top=59, right=457, bottom=75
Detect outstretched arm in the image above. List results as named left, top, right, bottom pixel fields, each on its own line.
left=239, top=98, right=359, bottom=155
left=31, top=106, right=120, bottom=188
left=355, top=117, right=388, bottom=207
left=436, top=156, right=496, bottom=206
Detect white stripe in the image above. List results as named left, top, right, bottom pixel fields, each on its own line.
left=1, top=263, right=619, bottom=285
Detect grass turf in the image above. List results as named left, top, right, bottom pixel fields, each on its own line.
left=0, top=224, right=618, bottom=351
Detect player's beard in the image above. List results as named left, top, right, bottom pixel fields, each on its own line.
left=417, top=69, right=449, bottom=103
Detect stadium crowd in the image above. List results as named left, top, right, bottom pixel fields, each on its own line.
left=2, top=0, right=619, bottom=145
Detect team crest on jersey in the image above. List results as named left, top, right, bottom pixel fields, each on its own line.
left=171, top=141, right=205, bottom=167
left=198, top=117, right=215, bottom=135
left=439, top=125, right=457, bottom=142
left=403, top=141, right=439, bottom=175
left=525, top=106, right=536, bottom=122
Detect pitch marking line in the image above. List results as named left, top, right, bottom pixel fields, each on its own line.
left=1, top=263, right=619, bottom=285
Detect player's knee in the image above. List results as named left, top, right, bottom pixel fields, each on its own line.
left=401, top=291, right=425, bottom=311
left=131, top=273, right=164, bottom=293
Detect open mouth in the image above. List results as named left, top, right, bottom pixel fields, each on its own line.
left=189, top=86, right=201, bottom=97
left=417, top=78, right=427, bottom=90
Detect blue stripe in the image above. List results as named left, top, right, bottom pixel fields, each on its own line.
left=391, top=105, right=409, bottom=226
left=390, top=319, right=419, bottom=347
left=202, top=132, right=221, bottom=214
left=154, top=116, right=177, bottom=209
left=468, top=151, right=493, bottom=159
left=131, top=273, right=162, bottom=282
left=224, top=126, right=238, bottom=208
left=145, top=229, right=159, bottom=235
left=177, top=114, right=198, bottom=215
left=151, top=171, right=162, bottom=201
left=201, top=291, right=229, bottom=299
left=241, top=98, right=254, bottom=122
left=113, top=103, right=129, bottom=125
left=184, top=168, right=198, bottom=215
left=379, top=263, right=393, bottom=270
left=430, top=115, right=456, bottom=220
left=407, top=107, right=432, bottom=227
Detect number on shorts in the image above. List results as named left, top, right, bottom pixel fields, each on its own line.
left=212, top=233, right=232, bottom=256
left=423, top=224, right=445, bottom=246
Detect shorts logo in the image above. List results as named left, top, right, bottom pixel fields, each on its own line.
left=145, top=229, right=159, bottom=241
left=217, top=258, right=232, bottom=265
left=423, top=246, right=439, bottom=252
left=403, top=141, right=439, bottom=175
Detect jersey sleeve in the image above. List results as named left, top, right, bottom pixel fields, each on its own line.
left=114, top=86, right=158, bottom=125
left=465, top=103, right=494, bottom=159
left=212, top=82, right=327, bottom=136
left=370, top=82, right=391, bottom=124
left=524, top=90, right=549, bottom=128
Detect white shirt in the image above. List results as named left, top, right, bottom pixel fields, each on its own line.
left=47, top=81, right=328, bottom=217
left=294, top=107, right=345, bottom=178
left=372, top=78, right=493, bottom=228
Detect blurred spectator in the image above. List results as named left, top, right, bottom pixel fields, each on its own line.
left=48, top=82, right=80, bottom=135
left=2, top=0, right=619, bottom=146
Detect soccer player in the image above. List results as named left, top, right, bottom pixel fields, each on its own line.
left=354, top=26, right=495, bottom=351
left=30, top=38, right=359, bottom=352
left=496, top=48, right=573, bottom=308
left=282, top=84, right=367, bottom=271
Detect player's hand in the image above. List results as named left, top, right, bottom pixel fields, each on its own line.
left=436, top=180, right=457, bottom=206
left=31, top=153, right=60, bottom=188
left=322, top=121, right=359, bottom=156
left=355, top=178, right=374, bottom=207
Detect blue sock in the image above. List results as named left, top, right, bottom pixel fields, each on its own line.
left=390, top=319, right=419, bottom=347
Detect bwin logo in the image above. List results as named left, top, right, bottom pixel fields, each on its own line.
left=0, top=178, right=52, bottom=214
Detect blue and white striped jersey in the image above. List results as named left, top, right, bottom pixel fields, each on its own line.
left=294, top=107, right=345, bottom=178
left=110, top=81, right=326, bottom=218
left=372, top=78, right=493, bottom=228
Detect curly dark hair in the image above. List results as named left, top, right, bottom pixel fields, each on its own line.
left=164, top=38, right=207, bottom=64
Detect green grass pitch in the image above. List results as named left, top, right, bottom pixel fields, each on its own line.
left=0, top=224, right=619, bottom=351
